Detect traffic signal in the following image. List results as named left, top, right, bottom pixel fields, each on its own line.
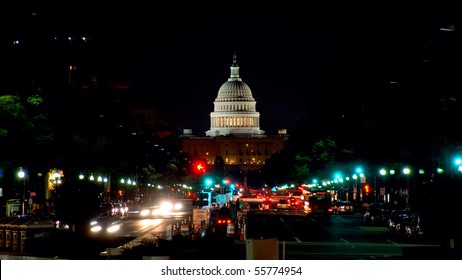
left=204, top=176, right=213, bottom=187
left=193, top=160, right=207, bottom=175
left=363, top=184, right=370, bottom=195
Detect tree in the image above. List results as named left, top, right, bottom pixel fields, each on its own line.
left=0, top=91, right=53, bottom=189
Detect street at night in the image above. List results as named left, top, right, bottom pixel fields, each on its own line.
left=1, top=2, right=462, bottom=280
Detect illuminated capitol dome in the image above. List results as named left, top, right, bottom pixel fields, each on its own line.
left=181, top=53, right=287, bottom=172
left=205, top=53, right=265, bottom=137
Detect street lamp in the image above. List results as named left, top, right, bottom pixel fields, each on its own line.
left=17, top=167, right=26, bottom=215
left=352, top=167, right=363, bottom=207
left=352, top=174, right=358, bottom=204
left=379, top=168, right=387, bottom=203
left=403, top=167, right=411, bottom=211
left=455, top=157, right=462, bottom=173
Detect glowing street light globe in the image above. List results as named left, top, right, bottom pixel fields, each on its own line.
left=18, top=168, right=26, bottom=179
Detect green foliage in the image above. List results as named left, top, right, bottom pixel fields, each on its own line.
left=291, top=155, right=310, bottom=184
left=26, top=94, right=44, bottom=106
left=0, top=95, right=26, bottom=119
left=0, top=95, right=27, bottom=133
left=311, top=136, right=336, bottom=162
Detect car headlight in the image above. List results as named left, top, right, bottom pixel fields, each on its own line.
left=174, top=203, right=182, bottom=210
left=140, top=209, right=151, bottom=216
left=107, top=224, right=121, bottom=233
left=91, top=225, right=102, bottom=232
left=160, top=201, right=173, bottom=212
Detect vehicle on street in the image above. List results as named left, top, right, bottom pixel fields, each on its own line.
left=210, top=206, right=234, bottom=236
left=99, top=202, right=117, bottom=217
left=88, top=215, right=123, bottom=237
left=404, top=214, right=425, bottom=239
left=305, top=192, right=332, bottom=216
left=332, top=201, right=355, bottom=214
left=363, top=203, right=391, bottom=225
left=277, top=198, right=291, bottom=211
left=113, top=202, right=129, bottom=217
left=137, top=199, right=193, bottom=218
left=387, top=209, right=415, bottom=235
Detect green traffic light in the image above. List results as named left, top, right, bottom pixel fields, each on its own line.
left=204, top=177, right=213, bottom=187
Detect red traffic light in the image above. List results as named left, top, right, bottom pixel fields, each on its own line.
left=363, top=184, right=370, bottom=194
left=196, top=163, right=205, bottom=171
left=193, top=161, right=207, bottom=174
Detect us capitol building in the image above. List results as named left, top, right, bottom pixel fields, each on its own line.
left=180, top=53, right=289, bottom=172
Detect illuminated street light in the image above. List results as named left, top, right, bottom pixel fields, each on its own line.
left=403, top=167, right=411, bottom=211
left=379, top=168, right=387, bottom=176
left=455, top=157, right=462, bottom=173
left=17, top=167, right=26, bottom=215
left=379, top=168, right=387, bottom=203
left=352, top=174, right=358, bottom=203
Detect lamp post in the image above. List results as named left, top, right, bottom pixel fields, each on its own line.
left=403, top=167, right=411, bottom=211
left=352, top=174, right=358, bottom=206
left=17, top=167, right=26, bottom=216
left=53, top=170, right=62, bottom=203
left=353, top=167, right=363, bottom=208
left=379, top=168, right=387, bottom=203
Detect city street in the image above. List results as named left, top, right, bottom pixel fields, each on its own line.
left=2, top=209, right=457, bottom=260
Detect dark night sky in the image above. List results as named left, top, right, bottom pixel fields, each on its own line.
left=3, top=2, right=460, bottom=136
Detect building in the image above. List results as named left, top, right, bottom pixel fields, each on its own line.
left=180, top=53, right=288, bottom=174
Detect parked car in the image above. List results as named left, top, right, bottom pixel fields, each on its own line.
left=330, top=200, right=342, bottom=213
left=404, top=214, right=425, bottom=239
left=363, top=203, right=391, bottom=225
left=332, top=201, right=355, bottom=214
left=387, top=209, right=415, bottom=235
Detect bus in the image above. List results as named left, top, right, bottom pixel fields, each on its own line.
left=304, top=191, right=332, bottom=216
